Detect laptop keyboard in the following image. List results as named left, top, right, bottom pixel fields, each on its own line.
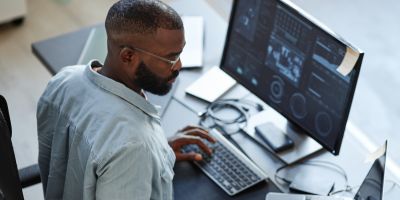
left=181, top=138, right=263, bottom=195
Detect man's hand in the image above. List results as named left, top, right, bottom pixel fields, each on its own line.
left=168, top=125, right=216, bottom=162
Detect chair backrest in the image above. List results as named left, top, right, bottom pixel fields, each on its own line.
left=0, top=95, right=11, bottom=137
left=0, top=94, right=24, bottom=200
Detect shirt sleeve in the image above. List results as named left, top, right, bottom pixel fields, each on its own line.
left=95, top=142, right=153, bottom=200
left=37, top=99, right=55, bottom=195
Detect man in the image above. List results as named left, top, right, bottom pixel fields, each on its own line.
left=37, top=0, right=214, bottom=199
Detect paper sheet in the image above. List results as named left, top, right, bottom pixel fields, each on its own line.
left=180, top=16, right=204, bottom=68
left=336, top=47, right=359, bottom=77
left=185, top=66, right=236, bottom=102
left=364, top=141, right=387, bottom=163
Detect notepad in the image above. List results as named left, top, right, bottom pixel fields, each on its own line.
left=185, top=66, right=236, bottom=102
left=180, top=16, right=204, bottom=68
left=77, top=26, right=107, bottom=65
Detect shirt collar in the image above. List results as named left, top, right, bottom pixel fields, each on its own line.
left=85, top=60, right=160, bottom=120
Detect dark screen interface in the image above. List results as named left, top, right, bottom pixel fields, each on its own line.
left=222, top=0, right=356, bottom=153
left=354, top=153, right=386, bottom=200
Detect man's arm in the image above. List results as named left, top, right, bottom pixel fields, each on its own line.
left=37, top=99, right=55, bottom=195
left=95, top=142, right=153, bottom=200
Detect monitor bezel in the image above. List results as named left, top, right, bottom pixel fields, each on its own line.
left=219, top=0, right=364, bottom=155
left=354, top=141, right=387, bottom=200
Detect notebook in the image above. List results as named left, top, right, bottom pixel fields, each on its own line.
left=185, top=66, right=236, bottom=102
left=77, top=26, right=107, bottom=65
left=180, top=16, right=204, bottom=68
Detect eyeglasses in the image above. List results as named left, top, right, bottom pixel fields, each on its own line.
left=122, top=45, right=180, bottom=70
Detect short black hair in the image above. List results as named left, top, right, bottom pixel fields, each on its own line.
left=105, top=0, right=183, bottom=37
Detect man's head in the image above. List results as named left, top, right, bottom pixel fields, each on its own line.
left=104, top=0, right=184, bottom=95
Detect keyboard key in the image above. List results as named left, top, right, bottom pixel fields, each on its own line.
left=221, top=173, right=229, bottom=179
left=226, top=177, right=233, bottom=183
left=238, top=181, right=246, bottom=187
left=203, top=165, right=213, bottom=172
left=232, top=176, right=240, bottom=182
left=222, top=180, right=231, bottom=188
left=225, top=185, right=232, bottom=190
left=231, top=182, right=241, bottom=190
left=250, top=175, right=258, bottom=182
left=215, top=175, right=224, bottom=183
left=207, top=170, right=216, bottom=176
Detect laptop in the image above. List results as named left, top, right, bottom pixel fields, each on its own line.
left=266, top=141, right=388, bottom=200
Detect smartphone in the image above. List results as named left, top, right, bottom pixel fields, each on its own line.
left=255, top=122, right=294, bottom=153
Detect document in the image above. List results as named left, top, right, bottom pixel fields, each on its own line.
left=180, top=16, right=204, bottom=68
left=77, top=27, right=107, bottom=65
left=185, top=66, right=236, bottom=102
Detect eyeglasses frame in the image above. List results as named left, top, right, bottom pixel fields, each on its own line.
left=121, top=45, right=180, bottom=70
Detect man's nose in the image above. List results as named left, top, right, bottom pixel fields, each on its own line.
left=171, top=58, right=182, bottom=71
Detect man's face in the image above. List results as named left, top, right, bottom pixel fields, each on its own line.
left=133, top=61, right=179, bottom=95
left=129, top=28, right=185, bottom=95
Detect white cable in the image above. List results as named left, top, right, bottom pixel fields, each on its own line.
left=329, top=180, right=400, bottom=196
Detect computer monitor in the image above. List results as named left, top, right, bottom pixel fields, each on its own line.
left=354, top=145, right=387, bottom=200
left=220, top=0, right=364, bottom=155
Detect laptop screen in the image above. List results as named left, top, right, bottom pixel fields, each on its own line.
left=354, top=150, right=386, bottom=200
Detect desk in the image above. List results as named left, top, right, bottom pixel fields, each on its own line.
left=31, top=0, right=398, bottom=199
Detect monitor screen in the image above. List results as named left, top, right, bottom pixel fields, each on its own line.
left=220, top=0, right=363, bottom=155
left=354, top=142, right=387, bottom=200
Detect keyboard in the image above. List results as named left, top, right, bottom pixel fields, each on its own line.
left=181, top=128, right=268, bottom=196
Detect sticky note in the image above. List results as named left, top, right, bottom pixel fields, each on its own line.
left=336, top=47, right=359, bottom=77
left=364, top=141, right=387, bottom=163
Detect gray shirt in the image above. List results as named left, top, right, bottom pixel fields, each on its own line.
left=37, top=60, right=175, bottom=200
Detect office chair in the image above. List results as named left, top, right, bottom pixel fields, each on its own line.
left=0, top=94, right=41, bottom=200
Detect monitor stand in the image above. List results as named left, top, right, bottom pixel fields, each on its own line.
left=240, top=109, right=323, bottom=165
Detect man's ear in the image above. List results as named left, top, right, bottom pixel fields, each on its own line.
left=120, top=47, right=135, bottom=65
left=119, top=47, right=141, bottom=77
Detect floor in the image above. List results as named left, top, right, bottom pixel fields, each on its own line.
left=1, top=0, right=400, bottom=199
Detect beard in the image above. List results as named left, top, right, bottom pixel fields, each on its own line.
left=133, top=61, right=179, bottom=96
